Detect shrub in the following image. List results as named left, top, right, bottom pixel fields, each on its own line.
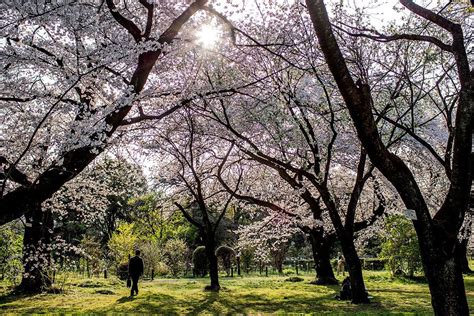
left=108, top=222, right=137, bottom=265
left=362, top=258, right=386, bottom=271
left=138, top=240, right=162, bottom=277
left=240, top=247, right=254, bottom=274
left=192, top=246, right=209, bottom=277
left=155, top=262, right=170, bottom=276
left=283, top=268, right=296, bottom=276
left=380, top=215, right=422, bottom=278
left=0, top=223, right=23, bottom=284
left=81, top=236, right=103, bottom=277
left=117, top=261, right=129, bottom=280
left=215, top=245, right=235, bottom=275
left=163, top=239, right=187, bottom=277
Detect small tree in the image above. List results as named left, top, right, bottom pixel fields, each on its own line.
left=108, top=222, right=137, bottom=268
left=380, top=215, right=422, bottom=278
left=80, top=236, right=104, bottom=277
left=163, top=239, right=188, bottom=277
left=192, top=246, right=209, bottom=277
left=240, top=247, right=254, bottom=274
left=215, top=246, right=235, bottom=276
left=139, top=240, right=162, bottom=278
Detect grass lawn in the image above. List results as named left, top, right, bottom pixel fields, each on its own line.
left=1, top=271, right=473, bottom=314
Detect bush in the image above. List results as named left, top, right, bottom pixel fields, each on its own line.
left=380, top=215, right=422, bottom=278
left=215, top=245, right=235, bottom=275
left=117, top=262, right=129, bottom=280
left=155, top=262, right=171, bottom=276
left=81, top=236, right=103, bottom=277
left=283, top=268, right=296, bottom=276
left=139, top=240, right=162, bottom=277
left=163, top=239, right=187, bottom=277
left=240, top=247, right=254, bottom=274
left=362, top=258, right=386, bottom=271
left=0, top=223, right=23, bottom=284
left=192, top=246, right=208, bottom=277
left=108, top=222, right=137, bottom=265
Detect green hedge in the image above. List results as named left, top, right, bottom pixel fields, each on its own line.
left=331, top=258, right=386, bottom=271
left=362, top=258, right=386, bottom=270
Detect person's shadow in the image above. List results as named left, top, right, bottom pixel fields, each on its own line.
left=116, top=295, right=135, bottom=304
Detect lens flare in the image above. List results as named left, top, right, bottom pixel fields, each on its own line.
left=196, top=24, right=219, bottom=48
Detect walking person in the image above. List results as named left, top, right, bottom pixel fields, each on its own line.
left=128, top=249, right=144, bottom=297
left=337, top=254, right=345, bottom=276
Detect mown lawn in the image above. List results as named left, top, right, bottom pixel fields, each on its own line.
left=1, top=271, right=473, bottom=314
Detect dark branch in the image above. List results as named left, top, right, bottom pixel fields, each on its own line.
left=106, top=0, right=142, bottom=42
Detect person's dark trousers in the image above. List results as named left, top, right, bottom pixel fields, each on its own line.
left=130, top=276, right=139, bottom=296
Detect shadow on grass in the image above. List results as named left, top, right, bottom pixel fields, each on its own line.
left=116, top=295, right=135, bottom=303
left=370, top=288, right=427, bottom=294
left=187, top=291, right=220, bottom=314
left=395, top=275, right=428, bottom=284
left=108, top=288, right=388, bottom=315
left=0, top=292, right=30, bottom=306
left=0, top=277, right=438, bottom=314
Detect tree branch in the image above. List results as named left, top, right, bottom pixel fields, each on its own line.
left=333, top=24, right=453, bottom=53
left=174, top=202, right=203, bottom=229
left=106, top=0, right=142, bottom=42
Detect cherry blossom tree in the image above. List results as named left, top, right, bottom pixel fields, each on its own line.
left=147, top=109, right=241, bottom=291
left=304, top=0, right=472, bottom=313
left=188, top=56, right=392, bottom=301
left=0, top=0, right=211, bottom=226
left=19, top=156, right=145, bottom=291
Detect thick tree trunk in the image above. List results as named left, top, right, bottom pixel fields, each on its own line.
left=423, top=254, right=469, bottom=315
left=339, top=235, right=369, bottom=304
left=204, top=238, right=220, bottom=291
left=308, top=229, right=338, bottom=285
left=412, top=210, right=470, bottom=315
left=18, top=206, right=54, bottom=293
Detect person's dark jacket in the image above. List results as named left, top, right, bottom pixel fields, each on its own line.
left=340, top=277, right=352, bottom=300
left=128, top=256, right=144, bottom=278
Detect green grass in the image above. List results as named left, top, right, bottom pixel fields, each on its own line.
left=1, top=271, right=473, bottom=314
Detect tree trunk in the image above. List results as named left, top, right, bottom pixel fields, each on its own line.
left=204, top=239, right=220, bottom=291
left=457, top=237, right=473, bottom=274
left=423, top=254, right=469, bottom=315
left=412, top=209, right=470, bottom=315
left=339, top=234, right=369, bottom=304
left=18, top=206, right=54, bottom=293
left=456, top=233, right=474, bottom=274
left=237, top=256, right=241, bottom=276
left=308, top=229, right=338, bottom=285
left=276, top=262, right=283, bottom=274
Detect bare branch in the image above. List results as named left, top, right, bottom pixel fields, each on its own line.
left=400, top=0, right=462, bottom=34
left=138, top=0, right=154, bottom=38
left=106, top=0, right=142, bottom=42
left=333, top=24, right=453, bottom=53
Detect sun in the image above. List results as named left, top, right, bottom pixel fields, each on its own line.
left=196, top=24, right=220, bottom=48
